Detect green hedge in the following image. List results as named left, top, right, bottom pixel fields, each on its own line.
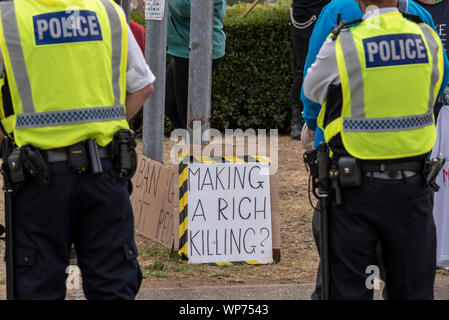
left=130, top=0, right=294, bottom=135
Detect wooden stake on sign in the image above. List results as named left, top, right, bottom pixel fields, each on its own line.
left=240, top=0, right=262, bottom=18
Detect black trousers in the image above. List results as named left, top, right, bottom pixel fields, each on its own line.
left=311, top=203, right=387, bottom=300
left=165, top=56, right=222, bottom=130
left=327, top=174, right=436, bottom=300
left=13, top=160, right=142, bottom=300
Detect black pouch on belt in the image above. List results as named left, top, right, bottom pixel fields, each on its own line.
left=20, top=145, right=51, bottom=185
left=337, top=156, right=362, bottom=187
left=86, top=139, right=103, bottom=175
left=112, top=129, right=137, bottom=179
left=67, top=142, right=88, bottom=174
left=7, top=150, right=26, bottom=184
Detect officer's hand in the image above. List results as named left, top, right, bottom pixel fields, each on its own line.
left=301, top=124, right=315, bottom=151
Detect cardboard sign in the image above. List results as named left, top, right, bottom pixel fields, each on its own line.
left=131, top=154, right=178, bottom=250
left=178, top=160, right=273, bottom=264
left=145, top=0, right=166, bottom=20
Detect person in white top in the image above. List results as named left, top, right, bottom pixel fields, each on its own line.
left=120, top=6, right=155, bottom=120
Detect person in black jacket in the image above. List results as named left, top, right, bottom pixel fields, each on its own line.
left=289, top=0, right=330, bottom=140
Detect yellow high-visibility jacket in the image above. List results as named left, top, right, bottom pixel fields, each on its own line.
left=0, top=0, right=129, bottom=149
left=318, top=11, right=444, bottom=160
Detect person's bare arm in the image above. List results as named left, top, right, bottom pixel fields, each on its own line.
left=125, top=83, right=154, bottom=121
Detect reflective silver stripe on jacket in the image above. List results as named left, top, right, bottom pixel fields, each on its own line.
left=339, top=29, right=366, bottom=119
left=0, top=2, right=35, bottom=114
left=419, top=24, right=441, bottom=114
left=340, top=27, right=439, bottom=133
left=0, top=1, right=126, bottom=129
left=100, top=0, right=123, bottom=109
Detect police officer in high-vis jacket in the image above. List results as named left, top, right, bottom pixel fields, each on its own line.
left=303, top=0, right=446, bottom=299
left=0, top=0, right=154, bottom=299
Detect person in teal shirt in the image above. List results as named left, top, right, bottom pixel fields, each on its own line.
left=165, top=0, right=226, bottom=129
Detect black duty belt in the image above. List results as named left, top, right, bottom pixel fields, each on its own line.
left=5, top=129, right=137, bottom=185
left=360, top=160, right=424, bottom=180
left=360, top=161, right=424, bottom=173
left=44, top=140, right=111, bottom=175
left=46, top=146, right=110, bottom=163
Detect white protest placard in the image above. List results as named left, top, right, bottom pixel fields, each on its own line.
left=180, top=161, right=273, bottom=264
left=145, top=0, right=166, bottom=21
left=432, top=106, right=449, bottom=268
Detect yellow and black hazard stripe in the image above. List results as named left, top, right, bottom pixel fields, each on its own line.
left=178, top=159, right=189, bottom=261
left=177, top=154, right=270, bottom=264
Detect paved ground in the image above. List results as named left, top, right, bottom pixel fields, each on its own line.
left=60, top=276, right=449, bottom=300
left=2, top=276, right=449, bottom=300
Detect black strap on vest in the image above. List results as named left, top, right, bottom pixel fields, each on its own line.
left=2, top=74, right=13, bottom=118
left=401, top=12, right=423, bottom=24
left=331, top=18, right=363, bottom=40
